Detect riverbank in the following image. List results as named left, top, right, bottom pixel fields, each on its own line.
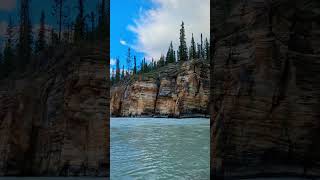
left=111, top=113, right=210, bottom=119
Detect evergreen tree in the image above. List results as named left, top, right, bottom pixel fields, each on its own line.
left=18, top=0, right=33, bottom=71
left=205, top=38, right=210, bottom=61
left=197, top=43, right=201, bottom=58
left=121, top=65, right=124, bottom=79
left=2, top=16, right=15, bottom=77
left=98, top=0, right=108, bottom=40
left=158, top=55, right=165, bottom=67
left=173, top=50, right=176, bottom=62
left=74, top=0, right=85, bottom=42
left=35, top=11, right=46, bottom=53
left=178, top=21, right=188, bottom=61
left=133, top=56, right=137, bottom=75
left=115, top=57, right=120, bottom=82
left=189, top=33, right=196, bottom=59
left=52, top=0, right=67, bottom=41
left=166, top=41, right=175, bottom=64
left=200, top=33, right=204, bottom=58
left=126, top=48, right=131, bottom=72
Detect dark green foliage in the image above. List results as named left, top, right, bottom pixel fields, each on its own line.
left=98, top=0, right=108, bottom=41
left=2, top=17, right=15, bottom=78
left=52, top=0, right=68, bottom=41
left=189, top=33, right=196, bottom=59
left=18, top=0, right=33, bottom=71
left=133, top=56, right=137, bottom=75
left=205, top=38, right=210, bottom=61
left=126, top=48, right=131, bottom=71
left=115, top=58, right=121, bottom=82
left=157, top=55, right=165, bottom=67
left=74, top=0, right=85, bottom=42
left=35, top=11, right=46, bottom=53
left=166, top=41, right=175, bottom=64
left=121, top=65, right=125, bottom=79
left=178, top=21, right=188, bottom=61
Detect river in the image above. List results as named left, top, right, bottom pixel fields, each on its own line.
left=111, top=117, right=210, bottom=180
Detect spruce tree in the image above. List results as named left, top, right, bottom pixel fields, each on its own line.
left=205, top=38, right=210, bottom=61
left=126, top=48, right=131, bottom=72
left=200, top=33, right=204, bottom=58
left=18, top=0, right=33, bottom=71
left=115, top=58, right=120, bottom=82
left=3, top=16, right=14, bottom=77
left=74, top=0, right=85, bottom=42
left=52, top=0, right=67, bottom=41
left=35, top=11, right=46, bottom=53
left=189, top=33, right=196, bottom=59
left=121, top=65, right=125, bottom=79
left=178, top=21, right=188, bottom=61
left=133, top=56, right=137, bottom=75
left=166, top=41, right=175, bottom=64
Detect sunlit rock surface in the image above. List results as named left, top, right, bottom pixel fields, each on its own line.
left=110, top=59, right=210, bottom=118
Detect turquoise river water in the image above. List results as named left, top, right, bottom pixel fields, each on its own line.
left=110, top=117, right=210, bottom=180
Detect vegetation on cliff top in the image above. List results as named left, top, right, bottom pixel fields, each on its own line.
left=0, top=0, right=109, bottom=80
left=111, top=21, right=210, bottom=86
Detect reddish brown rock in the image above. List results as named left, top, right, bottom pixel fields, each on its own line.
left=0, top=45, right=109, bottom=176
left=211, top=0, right=320, bottom=178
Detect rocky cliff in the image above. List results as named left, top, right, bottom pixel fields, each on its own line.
left=111, top=59, right=210, bottom=118
left=211, top=0, right=320, bottom=178
left=0, top=44, right=109, bottom=176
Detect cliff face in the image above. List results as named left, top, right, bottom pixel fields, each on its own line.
left=211, top=0, right=320, bottom=178
left=111, top=60, right=210, bottom=117
left=0, top=45, right=109, bottom=176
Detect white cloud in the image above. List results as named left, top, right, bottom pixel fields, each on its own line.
left=110, top=58, right=116, bottom=66
left=0, top=0, right=16, bottom=11
left=128, top=0, right=210, bottom=60
left=120, top=39, right=127, bottom=46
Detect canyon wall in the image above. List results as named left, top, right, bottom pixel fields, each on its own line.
left=0, top=44, right=109, bottom=176
left=111, top=60, right=210, bottom=118
left=211, top=0, right=320, bottom=178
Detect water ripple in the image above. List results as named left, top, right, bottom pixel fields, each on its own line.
left=111, top=118, right=210, bottom=180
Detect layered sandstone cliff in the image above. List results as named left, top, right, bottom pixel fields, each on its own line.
left=0, top=44, right=109, bottom=176
left=111, top=59, right=210, bottom=118
left=211, top=0, right=320, bottom=178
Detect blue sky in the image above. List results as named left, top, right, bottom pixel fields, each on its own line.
left=111, top=0, right=154, bottom=70
left=111, top=0, right=210, bottom=71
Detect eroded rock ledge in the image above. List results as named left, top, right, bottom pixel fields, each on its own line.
left=0, top=44, right=109, bottom=176
left=111, top=59, right=210, bottom=118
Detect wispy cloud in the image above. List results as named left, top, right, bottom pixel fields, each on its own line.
left=110, top=58, right=116, bottom=66
left=0, top=0, right=16, bottom=11
left=128, top=0, right=210, bottom=60
left=120, top=39, right=127, bottom=46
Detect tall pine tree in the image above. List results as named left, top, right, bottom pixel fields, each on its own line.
left=52, top=0, right=67, bottom=41
left=126, top=48, right=131, bottom=72
left=3, top=16, right=15, bottom=77
left=133, top=56, right=137, bottom=75
left=205, top=38, right=210, bottom=61
left=35, top=11, right=46, bottom=53
left=74, top=0, right=85, bottom=42
left=178, top=21, right=188, bottom=61
left=189, top=33, right=196, bottom=59
left=115, top=58, right=120, bottom=82
left=166, top=41, right=175, bottom=64
left=18, top=0, right=33, bottom=71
